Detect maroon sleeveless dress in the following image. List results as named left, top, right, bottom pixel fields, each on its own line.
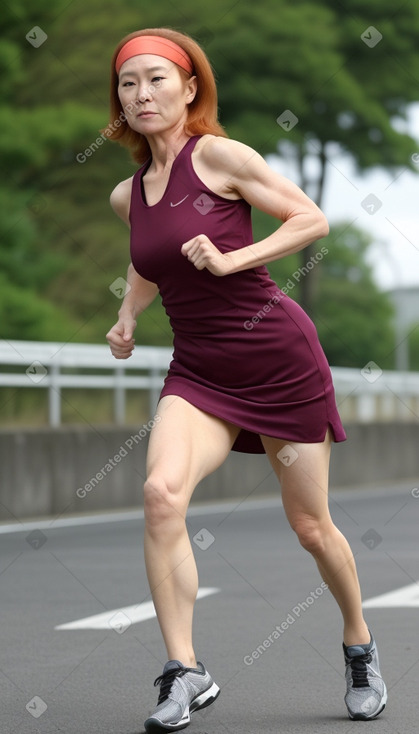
left=129, top=135, right=346, bottom=453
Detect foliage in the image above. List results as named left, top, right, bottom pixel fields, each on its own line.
left=1, top=0, right=417, bottom=365
left=407, top=324, right=419, bottom=371
left=0, top=272, right=81, bottom=340
left=265, top=221, right=396, bottom=369
left=211, top=0, right=419, bottom=181
left=314, top=224, right=395, bottom=369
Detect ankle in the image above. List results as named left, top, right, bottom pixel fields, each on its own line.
left=167, top=651, right=197, bottom=668
left=343, top=623, right=370, bottom=647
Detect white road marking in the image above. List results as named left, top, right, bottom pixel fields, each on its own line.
left=363, top=581, right=419, bottom=608
left=54, top=587, right=219, bottom=630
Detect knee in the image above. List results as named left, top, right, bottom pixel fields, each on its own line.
left=291, top=517, right=329, bottom=555
left=143, top=475, right=185, bottom=531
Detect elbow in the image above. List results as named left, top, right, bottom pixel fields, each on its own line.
left=314, top=212, right=329, bottom=239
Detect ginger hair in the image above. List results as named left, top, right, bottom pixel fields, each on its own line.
left=104, top=28, right=227, bottom=164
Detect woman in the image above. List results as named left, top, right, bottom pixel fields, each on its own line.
left=105, top=28, right=387, bottom=733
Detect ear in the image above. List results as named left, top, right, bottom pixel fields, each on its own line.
left=185, top=75, right=197, bottom=105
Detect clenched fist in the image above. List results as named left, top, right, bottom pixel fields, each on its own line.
left=181, top=234, right=232, bottom=276
left=106, top=314, right=137, bottom=359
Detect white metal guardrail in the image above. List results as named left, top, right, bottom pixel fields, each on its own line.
left=1, top=340, right=419, bottom=426
left=331, top=364, right=419, bottom=422
left=0, top=340, right=173, bottom=425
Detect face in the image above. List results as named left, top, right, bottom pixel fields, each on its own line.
left=117, top=54, right=197, bottom=136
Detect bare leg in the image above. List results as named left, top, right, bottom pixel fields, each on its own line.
left=144, top=396, right=240, bottom=667
left=260, top=431, right=370, bottom=646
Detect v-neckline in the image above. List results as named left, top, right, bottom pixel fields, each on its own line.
left=139, top=136, right=199, bottom=208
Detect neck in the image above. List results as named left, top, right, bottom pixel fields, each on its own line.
left=145, top=122, right=191, bottom=172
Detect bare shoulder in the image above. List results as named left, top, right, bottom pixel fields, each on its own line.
left=193, top=135, right=326, bottom=222
left=196, top=135, right=265, bottom=176
left=192, top=135, right=268, bottom=198
left=109, top=176, right=133, bottom=226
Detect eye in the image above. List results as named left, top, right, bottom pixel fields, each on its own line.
left=122, top=81, right=135, bottom=87
left=151, top=76, right=164, bottom=85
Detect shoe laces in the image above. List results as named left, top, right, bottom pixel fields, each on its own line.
left=348, top=651, right=373, bottom=688
left=154, top=666, right=194, bottom=704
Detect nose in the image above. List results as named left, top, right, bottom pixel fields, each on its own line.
left=137, top=82, right=154, bottom=104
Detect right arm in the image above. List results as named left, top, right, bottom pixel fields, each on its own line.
left=106, top=178, right=159, bottom=359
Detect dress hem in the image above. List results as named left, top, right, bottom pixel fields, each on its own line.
left=159, top=383, right=347, bottom=455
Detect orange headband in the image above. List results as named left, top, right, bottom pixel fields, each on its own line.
left=115, top=36, right=193, bottom=75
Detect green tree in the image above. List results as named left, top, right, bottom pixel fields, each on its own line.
left=0, top=0, right=184, bottom=343
left=407, top=324, right=419, bottom=371
left=253, top=214, right=395, bottom=368
left=0, top=0, right=108, bottom=341
left=312, top=223, right=395, bottom=368
left=2, top=0, right=416, bottom=348
left=206, top=0, right=419, bottom=314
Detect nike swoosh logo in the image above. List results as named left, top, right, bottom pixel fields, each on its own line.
left=170, top=195, right=189, bottom=207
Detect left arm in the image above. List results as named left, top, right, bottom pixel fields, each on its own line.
left=181, top=137, right=329, bottom=275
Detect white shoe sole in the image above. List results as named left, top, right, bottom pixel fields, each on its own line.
left=144, top=681, right=220, bottom=733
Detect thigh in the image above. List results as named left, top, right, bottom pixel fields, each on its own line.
left=260, top=430, right=332, bottom=524
left=147, top=394, right=240, bottom=502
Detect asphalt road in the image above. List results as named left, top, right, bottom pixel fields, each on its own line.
left=0, top=480, right=418, bottom=734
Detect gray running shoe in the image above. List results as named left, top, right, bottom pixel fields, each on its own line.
left=343, top=633, right=387, bottom=720
left=144, top=659, right=220, bottom=733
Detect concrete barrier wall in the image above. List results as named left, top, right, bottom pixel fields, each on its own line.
left=0, top=423, right=418, bottom=521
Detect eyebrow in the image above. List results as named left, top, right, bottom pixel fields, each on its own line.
left=119, top=65, right=168, bottom=78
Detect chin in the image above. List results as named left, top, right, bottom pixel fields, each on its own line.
left=133, top=117, right=163, bottom=129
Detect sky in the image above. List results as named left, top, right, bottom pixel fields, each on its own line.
left=269, top=104, right=419, bottom=293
